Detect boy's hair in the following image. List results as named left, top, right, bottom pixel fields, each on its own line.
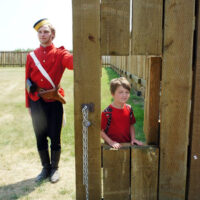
left=110, top=77, right=131, bottom=94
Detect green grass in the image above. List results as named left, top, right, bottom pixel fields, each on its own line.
left=101, top=67, right=145, bottom=142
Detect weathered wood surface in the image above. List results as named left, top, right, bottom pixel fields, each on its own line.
left=144, top=57, right=161, bottom=145
left=159, top=0, right=195, bottom=199
left=100, top=0, right=130, bottom=55
left=131, top=146, right=159, bottom=200
left=73, top=0, right=101, bottom=199
left=102, top=143, right=130, bottom=200
left=188, top=1, right=200, bottom=199
left=132, top=0, right=163, bottom=55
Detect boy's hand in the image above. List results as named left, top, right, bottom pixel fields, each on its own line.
left=109, top=141, right=122, bottom=149
left=131, top=139, right=143, bottom=146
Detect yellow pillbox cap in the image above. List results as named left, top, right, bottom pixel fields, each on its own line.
left=33, top=18, right=51, bottom=31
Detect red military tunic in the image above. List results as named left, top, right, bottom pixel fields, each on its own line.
left=25, top=43, right=73, bottom=108
left=101, top=104, right=136, bottom=143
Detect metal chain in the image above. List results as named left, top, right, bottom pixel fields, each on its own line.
left=82, top=106, right=91, bottom=200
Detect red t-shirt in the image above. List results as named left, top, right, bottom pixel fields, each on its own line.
left=101, top=104, right=136, bottom=143
left=25, top=44, right=73, bottom=108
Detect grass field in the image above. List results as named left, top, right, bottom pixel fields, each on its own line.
left=0, top=67, right=144, bottom=200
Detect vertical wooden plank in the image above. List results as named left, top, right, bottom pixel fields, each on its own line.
left=120, top=56, right=123, bottom=76
left=117, top=56, right=120, bottom=73
left=127, top=54, right=131, bottom=73
left=100, top=0, right=130, bottom=55
left=159, top=0, right=195, bottom=199
left=143, top=57, right=161, bottom=145
left=125, top=56, right=128, bottom=75
left=130, top=55, right=138, bottom=91
left=123, top=56, right=127, bottom=74
left=120, top=56, right=123, bottom=74
left=73, top=0, right=101, bottom=199
left=110, top=56, right=114, bottom=67
left=132, top=0, right=163, bottom=55
left=137, top=56, right=144, bottom=79
left=188, top=1, right=200, bottom=199
left=142, top=57, right=146, bottom=81
left=3, top=52, right=6, bottom=67
left=6, top=52, right=9, bottom=66
left=103, top=144, right=130, bottom=200
left=131, top=146, right=159, bottom=200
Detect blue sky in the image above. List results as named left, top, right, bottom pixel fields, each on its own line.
left=0, top=0, right=72, bottom=51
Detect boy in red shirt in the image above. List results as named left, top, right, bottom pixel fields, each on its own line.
left=101, top=77, right=143, bottom=149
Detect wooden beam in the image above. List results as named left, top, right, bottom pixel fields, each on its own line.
left=143, top=57, right=161, bottom=145
left=132, top=0, right=163, bottom=55
left=131, top=146, right=159, bottom=200
left=159, top=0, right=195, bottom=199
left=100, top=0, right=130, bottom=55
left=73, top=0, right=101, bottom=199
left=188, top=1, right=200, bottom=199
left=102, top=144, right=130, bottom=200
left=128, top=72, right=141, bottom=84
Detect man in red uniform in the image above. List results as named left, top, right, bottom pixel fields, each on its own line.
left=25, top=18, right=73, bottom=183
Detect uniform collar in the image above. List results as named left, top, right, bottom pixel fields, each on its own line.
left=39, top=43, right=55, bottom=52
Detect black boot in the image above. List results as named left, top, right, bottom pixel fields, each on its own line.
left=35, top=150, right=51, bottom=182
left=50, top=150, right=61, bottom=183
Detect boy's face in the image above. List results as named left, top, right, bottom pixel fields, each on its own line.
left=112, top=86, right=130, bottom=105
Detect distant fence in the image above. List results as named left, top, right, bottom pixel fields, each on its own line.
left=102, top=55, right=154, bottom=96
left=0, top=51, right=30, bottom=67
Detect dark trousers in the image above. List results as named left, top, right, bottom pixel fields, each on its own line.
left=30, top=98, right=63, bottom=151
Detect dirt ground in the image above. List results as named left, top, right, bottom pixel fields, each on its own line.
left=0, top=152, right=75, bottom=200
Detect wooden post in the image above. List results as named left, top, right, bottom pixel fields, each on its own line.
left=131, top=146, right=159, bottom=200
left=188, top=1, right=200, bottom=199
left=100, top=0, right=130, bottom=55
left=102, top=144, right=131, bottom=200
left=143, top=57, right=161, bottom=145
left=132, top=0, right=163, bottom=55
left=159, top=0, right=195, bottom=199
left=73, top=1, right=101, bottom=199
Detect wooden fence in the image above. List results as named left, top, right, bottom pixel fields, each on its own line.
left=0, top=51, right=29, bottom=67
left=102, top=55, right=150, bottom=96
left=73, top=0, right=200, bottom=200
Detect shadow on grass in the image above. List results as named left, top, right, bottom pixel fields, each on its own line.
left=0, top=178, right=45, bottom=200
